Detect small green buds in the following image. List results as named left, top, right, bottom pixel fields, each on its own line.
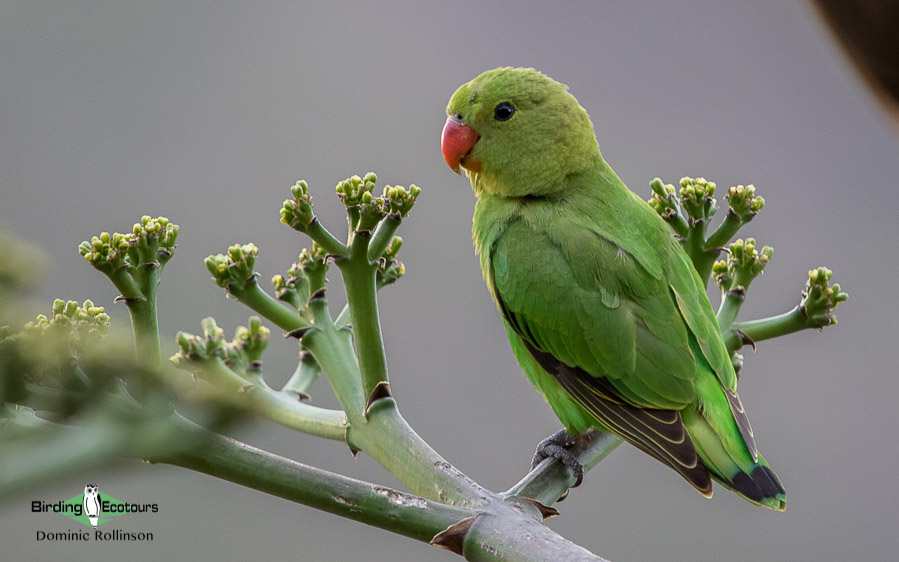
left=382, top=184, right=421, bottom=219
left=233, top=316, right=270, bottom=364
left=134, top=216, right=179, bottom=262
left=205, top=243, right=259, bottom=291
left=3, top=299, right=113, bottom=392
left=336, top=174, right=378, bottom=208
left=172, top=316, right=270, bottom=382
left=647, top=178, right=679, bottom=219
left=800, top=267, right=848, bottom=327
left=299, top=243, right=328, bottom=271
left=647, top=178, right=690, bottom=239
left=678, top=177, right=717, bottom=223
left=334, top=174, right=421, bottom=230
left=377, top=236, right=405, bottom=288
left=78, top=231, right=132, bottom=272
left=23, top=299, right=111, bottom=341
left=297, top=243, right=329, bottom=296
left=78, top=216, right=178, bottom=308
left=726, top=184, right=765, bottom=220
left=714, top=238, right=774, bottom=293
left=79, top=217, right=179, bottom=271
left=281, top=180, right=316, bottom=232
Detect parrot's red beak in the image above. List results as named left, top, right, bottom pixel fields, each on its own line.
left=441, top=115, right=480, bottom=174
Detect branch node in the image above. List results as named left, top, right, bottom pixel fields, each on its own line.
left=727, top=286, right=746, bottom=298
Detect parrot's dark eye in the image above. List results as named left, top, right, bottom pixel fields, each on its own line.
left=493, top=102, right=515, bottom=122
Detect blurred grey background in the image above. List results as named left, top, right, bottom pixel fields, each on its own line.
left=2, top=1, right=897, bottom=560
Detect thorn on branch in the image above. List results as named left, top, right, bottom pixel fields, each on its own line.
left=283, top=389, right=311, bottom=402
left=284, top=326, right=316, bottom=340
left=364, top=381, right=392, bottom=416
left=430, top=515, right=479, bottom=555
left=345, top=427, right=361, bottom=458
left=520, top=498, right=560, bottom=520
left=738, top=330, right=756, bottom=351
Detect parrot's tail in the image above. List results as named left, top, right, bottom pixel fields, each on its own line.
left=682, top=389, right=787, bottom=511
left=711, top=454, right=786, bottom=511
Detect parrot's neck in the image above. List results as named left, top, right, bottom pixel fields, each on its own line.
left=466, top=149, right=608, bottom=200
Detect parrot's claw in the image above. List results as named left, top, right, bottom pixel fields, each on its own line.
left=531, top=429, right=585, bottom=488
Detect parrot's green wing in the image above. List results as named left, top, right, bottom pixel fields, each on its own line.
left=488, top=194, right=756, bottom=493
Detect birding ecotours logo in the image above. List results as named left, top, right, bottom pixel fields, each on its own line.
left=31, top=483, right=159, bottom=528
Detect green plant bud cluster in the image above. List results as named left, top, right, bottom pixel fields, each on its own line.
left=78, top=231, right=132, bottom=271
left=713, top=238, right=773, bottom=292
left=19, top=299, right=110, bottom=342
left=801, top=267, right=848, bottom=327
left=647, top=178, right=679, bottom=220
left=271, top=244, right=330, bottom=314
left=377, top=236, right=405, bottom=288
left=336, top=173, right=378, bottom=208
left=172, top=317, right=270, bottom=380
left=1, top=299, right=115, bottom=397
left=205, top=243, right=259, bottom=290
left=133, top=216, right=179, bottom=261
left=678, top=177, right=717, bottom=222
left=382, top=185, right=422, bottom=218
left=78, top=216, right=179, bottom=272
left=280, top=180, right=315, bottom=231
left=232, top=316, right=270, bottom=364
left=299, top=243, right=328, bottom=272
left=726, top=184, right=765, bottom=219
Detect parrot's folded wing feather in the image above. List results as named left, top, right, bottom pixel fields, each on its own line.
left=489, top=215, right=750, bottom=490
left=519, top=336, right=713, bottom=495
left=492, top=217, right=698, bottom=408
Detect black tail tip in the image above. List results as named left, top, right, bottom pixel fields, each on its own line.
left=731, top=465, right=786, bottom=510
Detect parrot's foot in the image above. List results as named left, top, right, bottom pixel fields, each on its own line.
left=531, top=429, right=585, bottom=488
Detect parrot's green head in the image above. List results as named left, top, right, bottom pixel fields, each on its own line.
left=442, top=67, right=600, bottom=197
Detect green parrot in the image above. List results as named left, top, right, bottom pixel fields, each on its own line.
left=441, top=67, right=785, bottom=510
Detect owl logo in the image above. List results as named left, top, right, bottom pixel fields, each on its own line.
left=83, top=484, right=100, bottom=528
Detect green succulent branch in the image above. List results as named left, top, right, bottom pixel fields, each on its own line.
left=280, top=180, right=349, bottom=256
left=649, top=178, right=764, bottom=285
left=205, top=244, right=310, bottom=332
left=0, top=301, right=214, bottom=495
left=330, top=175, right=420, bottom=403
left=713, top=238, right=774, bottom=332
left=282, top=351, right=320, bottom=399
left=78, top=216, right=178, bottom=365
left=169, top=316, right=347, bottom=441
left=648, top=177, right=846, bottom=366
left=706, top=184, right=766, bottom=250
left=723, top=267, right=848, bottom=353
